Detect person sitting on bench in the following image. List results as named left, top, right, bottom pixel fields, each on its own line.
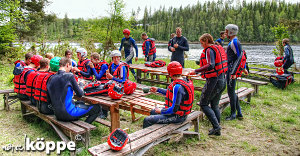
left=47, top=57, right=101, bottom=123
left=88, top=52, right=109, bottom=82
left=106, top=50, right=129, bottom=83
left=143, top=61, right=194, bottom=128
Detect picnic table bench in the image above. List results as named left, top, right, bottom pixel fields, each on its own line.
left=250, top=67, right=300, bottom=74
left=237, top=78, right=268, bottom=95
left=0, top=89, right=18, bottom=111
left=20, top=100, right=96, bottom=149
left=88, top=111, right=202, bottom=156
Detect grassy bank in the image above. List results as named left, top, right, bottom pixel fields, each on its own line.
left=0, top=60, right=299, bottom=155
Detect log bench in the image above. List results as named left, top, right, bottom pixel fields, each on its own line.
left=237, top=78, right=268, bottom=95
left=0, top=89, right=18, bottom=111
left=88, top=111, right=202, bottom=156
left=20, top=100, right=97, bottom=150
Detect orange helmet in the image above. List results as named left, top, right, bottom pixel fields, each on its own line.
left=30, top=55, right=43, bottom=67
left=167, top=61, right=182, bottom=77
left=108, top=83, right=124, bottom=99
left=124, top=80, right=136, bottom=95
left=123, top=29, right=130, bottom=35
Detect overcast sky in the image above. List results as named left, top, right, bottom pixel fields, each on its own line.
left=45, top=0, right=299, bottom=19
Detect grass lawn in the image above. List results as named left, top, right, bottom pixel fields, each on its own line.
left=0, top=59, right=299, bottom=156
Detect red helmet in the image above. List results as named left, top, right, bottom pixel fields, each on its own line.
left=167, top=61, right=182, bottom=77
left=276, top=67, right=284, bottom=75
left=274, top=60, right=283, bottom=67
left=30, top=55, right=43, bottom=67
left=123, top=29, right=130, bottom=35
left=124, top=80, right=136, bottom=95
left=107, top=128, right=129, bottom=151
left=108, top=83, right=124, bottom=99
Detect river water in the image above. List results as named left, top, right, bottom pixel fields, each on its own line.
left=24, top=42, right=299, bottom=67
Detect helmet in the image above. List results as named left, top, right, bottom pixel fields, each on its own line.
left=110, top=50, right=121, bottom=57
left=107, top=128, right=129, bottom=151
left=225, top=24, right=238, bottom=36
left=76, top=48, right=88, bottom=58
left=124, top=80, right=136, bottom=95
left=50, top=57, right=61, bottom=72
left=123, top=29, right=130, bottom=35
left=108, top=83, right=124, bottom=99
left=167, top=61, right=182, bottom=77
left=30, top=55, right=43, bottom=67
left=276, top=67, right=284, bottom=75
left=274, top=60, right=283, bottom=67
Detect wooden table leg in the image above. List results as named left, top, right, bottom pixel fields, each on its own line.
left=4, top=93, right=9, bottom=111
left=110, top=104, right=120, bottom=132
left=137, top=69, right=142, bottom=84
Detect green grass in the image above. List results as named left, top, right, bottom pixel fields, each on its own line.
left=0, top=60, right=300, bottom=155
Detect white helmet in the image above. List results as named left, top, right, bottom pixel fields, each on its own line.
left=76, top=48, right=87, bottom=58
left=225, top=24, right=238, bottom=36
left=110, top=50, right=121, bottom=57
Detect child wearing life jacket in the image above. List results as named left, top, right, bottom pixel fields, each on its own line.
left=45, top=53, right=54, bottom=60
left=106, top=50, right=129, bottom=84
left=73, top=48, right=93, bottom=80
left=14, top=55, right=43, bottom=101
left=143, top=61, right=194, bottom=128
left=141, top=32, right=156, bottom=62
left=65, top=50, right=77, bottom=67
left=47, top=57, right=101, bottom=123
left=189, top=33, right=227, bottom=136
left=14, top=53, right=33, bottom=67
left=88, top=52, right=109, bottom=82
left=34, top=57, right=59, bottom=115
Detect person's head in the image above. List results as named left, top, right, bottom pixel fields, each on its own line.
left=39, top=58, right=50, bottom=71
left=110, top=50, right=121, bottom=65
left=220, top=31, right=226, bottom=39
left=45, top=53, right=54, bottom=60
left=76, top=48, right=87, bottom=60
left=170, top=33, right=176, bottom=39
left=141, top=32, right=148, bottom=40
left=65, top=50, right=73, bottom=59
left=282, top=38, right=289, bottom=46
left=123, top=29, right=130, bottom=38
left=50, top=57, right=61, bottom=72
left=176, top=27, right=182, bottom=37
left=225, top=24, right=238, bottom=39
left=91, top=52, right=100, bottom=64
left=25, top=53, right=33, bottom=65
left=30, top=55, right=43, bottom=68
left=199, top=33, right=214, bottom=49
left=59, top=57, right=72, bottom=72
left=167, top=61, right=182, bottom=79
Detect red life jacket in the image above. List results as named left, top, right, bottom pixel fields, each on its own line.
left=14, top=60, right=27, bottom=67
left=25, top=71, right=40, bottom=97
left=142, top=38, right=156, bottom=56
left=145, top=60, right=166, bottom=68
left=165, top=79, right=194, bottom=116
left=232, top=50, right=247, bottom=78
left=14, top=68, right=35, bottom=94
left=77, top=59, right=93, bottom=80
left=34, top=72, right=54, bottom=102
left=94, top=60, right=109, bottom=80
left=108, top=62, right=129, bottom=80
left=200, top=45, right=228, bottom=78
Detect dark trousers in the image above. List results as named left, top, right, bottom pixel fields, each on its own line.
left=37, top=101, right=54, bottom=115
left=199, top=73, right=226, bottom=129
left=143, top=109, right=187, bottom=128
left=283, top=61, right=293, bottom=74
left=226, top=72, right=242, bottom=118
left=75, top=101, right=102, bottom=124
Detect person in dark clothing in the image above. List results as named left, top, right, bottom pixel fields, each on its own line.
left=168, top=33, right=176, bottom=51
left=281, top=38, right=294, bottom=74
left=168, top=27, right=189, bottom=68
left=215, top=31, right=226, bottom=47
left=189, top=33, right=227, bottom=136
left=143, top=61, right=194, bottom=128
left=224, top=24, right=244, bottom=121
left=47, top=57, right=101, bottom=123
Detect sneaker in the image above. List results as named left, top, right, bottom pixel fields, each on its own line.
left=208, top=127, right=221, bottom=136
left=225, top=116, right=236, bottom=121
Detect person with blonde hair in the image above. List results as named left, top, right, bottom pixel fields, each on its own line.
left=45, top=53, right=54, bottom=60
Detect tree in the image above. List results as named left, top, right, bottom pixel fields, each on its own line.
left=271, top=24, right=290, bottom=57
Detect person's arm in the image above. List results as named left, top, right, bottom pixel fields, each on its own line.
left=157, top=88, right=167, bottom=95
left=177, top=37, right=189, bottom=51
left=131, top=38, right=139, bottom=57
left=92, top=64, right=108, bottom=80
left=145, top=41, right=150, bottom=57
left=195, top=48, right=216, bottom=74
left=112, top=66, right=126, bottom=83
left=230, top=39, right=243, bottom=75
left=70, top=74, right=84, bottom=97
left=79, top=62, right=92, bottom=78
left=119, top=38, right=124, bottom=51
left=161, top=84, right=184, bottom=115
left=283, top=46, right=290, bottom=61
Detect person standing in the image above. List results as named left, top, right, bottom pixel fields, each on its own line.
left=168, top=33, right=176, bottom=51
left=189, top=33, right=227, bottom=135
left=141, top=32, right=156, bottom=62
left=215, top=31, right=226, bottom=47
left=224, top=24, right=244, bottom=121
left=168, top=27, right=189, bottom=68
left=282, top=38, right=295, bottom=74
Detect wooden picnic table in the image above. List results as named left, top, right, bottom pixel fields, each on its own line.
left=75, top=89, right=151, bottom=132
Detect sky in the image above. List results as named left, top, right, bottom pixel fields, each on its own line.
left=45, top=0, right=299, bottom=20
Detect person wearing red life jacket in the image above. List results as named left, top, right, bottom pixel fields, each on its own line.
left=141, top=32, right=156, bottom=62
left=88, top=52, right=109, bottom=82
left=143, top=61, right=194, bottom=128
left=189, top=33, right=227, bottom=136
left=14, top=55, right=43, bottom=101
left=72, top=48, right=93, bottom=80
left=106, top=50, right=129, bottom=84
left=14, top=53, right=33, bottom=67
left=34, top=58, right=58, bottom=115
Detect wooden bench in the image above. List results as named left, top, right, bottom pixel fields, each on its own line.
left=251, top=67, right=300, bottom=74
left=0, top=89, right=18, bottom=111
left=88, top=111, right=202, bottom=156
left=20, top=100, right=97, bottom=149
left=237, top=78, right=268, bottom=95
